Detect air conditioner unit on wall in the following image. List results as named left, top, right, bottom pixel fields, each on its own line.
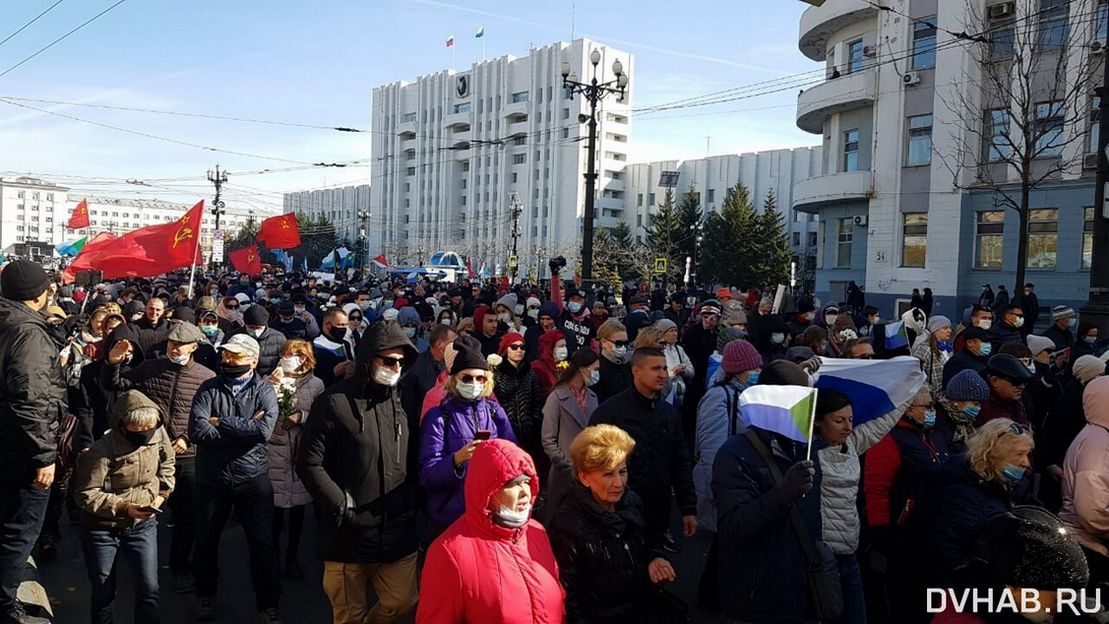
left=988, top=2, right=1014, bottom=19
left=903, top=72, right=921, bottom=87
left=863, top=44, right=878, bottom=57
left=1092, top=40, right=1106, bottom=54
left=853, top=215, right=868, bottom=227
left=1084, top=153, right=1099, bottom=169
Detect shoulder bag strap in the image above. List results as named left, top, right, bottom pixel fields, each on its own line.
left=743, top=429, right=824, bottom=570
left=726, top=386, right=741, bottom=437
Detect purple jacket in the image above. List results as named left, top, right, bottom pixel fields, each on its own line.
left=418, top=395, right=517, bottom=527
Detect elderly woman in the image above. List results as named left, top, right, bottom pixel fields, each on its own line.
left=930, top=418, right=1035, bottom=587
left=265, top=339, right=325, bottom=581
left=548, top=425, right=676, bottom=623
left=911, top=315, right=953, bottom=397
left=657, top=319, right=694, bottom=407
left=540, top=348, right=601, bottom=514
left=419, top=340, right=516, bottom=535
left=417, top=439, right=563, bottom=623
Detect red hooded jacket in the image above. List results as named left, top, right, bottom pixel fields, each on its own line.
left=417, top=439, right=564, bottom=623
left=530, top=330, right=563, bottom=401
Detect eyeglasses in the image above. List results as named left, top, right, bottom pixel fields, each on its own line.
left=460, top=374, right=488, bottom=384
left=611, top=340, right=629, bottom=348
left=507, top=344, right=525, bottom=351
left=227, top=304, right=239, bottom=310
left=377, top=356, right=405, bottom=367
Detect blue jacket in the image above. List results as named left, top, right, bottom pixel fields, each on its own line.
left=711, top=427, right=823, bottom=623
left=188, top=374, right=278, bottom=487
left=693, top=377, right=749, bottom=532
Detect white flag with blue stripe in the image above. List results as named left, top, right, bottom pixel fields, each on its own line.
left=812, top=356, right=924, bottom=426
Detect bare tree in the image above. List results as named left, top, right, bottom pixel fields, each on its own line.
left=938, top=0, right=1097, bottom=295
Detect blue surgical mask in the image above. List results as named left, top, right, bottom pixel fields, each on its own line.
left=963, top=404, right=981, bottom=420
left=978, top=342, right=993, bottom=357
left=771, top=332, right=785, bottom=345
left=1067, top=318, right=1078, bottom=331
left=567, top=301, right=583, bottom=314
left=922, top=410, right=937, bottom=428
left=1085, top=335, right=1098, bottom=345
left=1001, top=464, right=1025, bottom=482
left=746, top=371, right=760, bottom=385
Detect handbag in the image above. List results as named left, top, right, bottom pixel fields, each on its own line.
left=745, top=429, right=844, bottom=620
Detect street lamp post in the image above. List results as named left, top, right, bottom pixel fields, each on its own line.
left=561, top=50, right=628, bottom=282
left=357, top=209, right=370, bottom=271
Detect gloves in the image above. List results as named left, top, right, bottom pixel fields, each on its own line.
left=799, top=356, right=822, bottom=374
left=778, top=459, right=815, bottom=502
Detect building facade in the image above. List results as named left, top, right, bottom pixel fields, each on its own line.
left=793, top=0, right=1101, bottom=321
left=624, top=148, right=824, bottom=290
left=370, top=38, right=633, bottom=272
left=283, top=184, right=370, bottom=246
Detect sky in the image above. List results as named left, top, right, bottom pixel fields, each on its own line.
left=0, top=0, right=818, bottom=214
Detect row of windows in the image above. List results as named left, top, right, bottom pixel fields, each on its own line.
left=14, top=192, right=54, bottom=201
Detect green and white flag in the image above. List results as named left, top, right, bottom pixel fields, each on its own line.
left=475, top=25, right=484, bottom=38
left=738, top=385, right=818, bottom=444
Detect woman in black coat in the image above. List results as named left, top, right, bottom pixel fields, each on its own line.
left=548, top=424, right=675, bottom=624
left=491, top=332, right=546, bottom=480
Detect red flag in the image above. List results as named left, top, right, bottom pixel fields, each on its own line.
left=64, top=201, right=204, bottom=281
left=372, top=254, right=389, bottom=269
left=229, top=245, right=263, bottom=275
left=67, top=199, right=89, bottom=229
left=256, top=214, right=300, bottom=249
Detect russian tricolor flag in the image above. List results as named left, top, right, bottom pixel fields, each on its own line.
left=812, top=356, right=925, bottom=426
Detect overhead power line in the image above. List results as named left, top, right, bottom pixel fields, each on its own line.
left=0, top=0, right=67, bottom=50
left=0, top=0, right=128, bottom=80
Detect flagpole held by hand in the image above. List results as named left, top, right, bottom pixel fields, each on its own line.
left=805, top=388, right=818, bottom=462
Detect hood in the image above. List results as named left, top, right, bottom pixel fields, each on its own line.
left=538, top=301, right=560, bottom=319
left=341, top=302, right=360, bottom=317
left=109, top=389, right=166, bottom=430
left=356, top=319, right=418, bottom=364
left=537, top=329, right=564, bottom=368
left=0, top=298, right=48, bottom=333
left=397, top=306, right=420, bottom=326
left=464, top=439, right=539, bottom=535
left=1083, top=376, right=1109, bottom=428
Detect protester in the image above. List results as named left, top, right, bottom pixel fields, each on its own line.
left=417, top=439, right=564, bottom=623
left=398, top=324, right=456, bottom=438
left=977, top=353, right=1035, bottom=426
left=312, top=308, right=352, bottom=387
left=1059, top=375, right=1109, bottom=587
left=942, top=326, right=991, bottom=388
left=73, top=390, right=174, bottom=624
left=188, top=333, right=281, bottom=623
left=1043, top=305, right=1077, bottom=351
left=548, top=424, right=676, bottom=623
left=531, top=329, right=568, bottom=400
left=657, top=319, right=694, bottom=408
left=682, top=300, right=722, bottom=421
left=540, top=348, right=600, bottom=515
left=524, top=301, right=561, bottom=361
left=594, top=319, right=632, bottom=404
left=233, top=305, right=287, bottom=377
left=109, top=297, right=171, bottom=361
left=491, top=332, right=544, bottom=478
left=911, top=315, right=952, bottom=396
left=0, top=260, right=66, bottom=624
left=297, top=321, right=422, bottom=624
left=989, top=304, right=1024, bottom=346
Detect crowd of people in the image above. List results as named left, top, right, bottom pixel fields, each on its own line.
left=0, top=256, right=1106, bottom=623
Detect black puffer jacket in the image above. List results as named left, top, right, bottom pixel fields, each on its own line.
left=548, top=484, right=659, bottom=624
left=226, top=326, right=286, bottom=377
left=0, top=298, right=67, bottom=485
left=103, top=357, right=216, bottom=457
left=492, top=359, right=542, bottom=448
left=296, top=320, right=421, bottom=563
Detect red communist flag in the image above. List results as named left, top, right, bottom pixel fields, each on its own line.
left=256, top=213, right=301, bottom=249
left=64, top=200, right=204, bottom=281
left=229, top=245, right=263, bottom=275
left=67, top=199, right=89, bottom=229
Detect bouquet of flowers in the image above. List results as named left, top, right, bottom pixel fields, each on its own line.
left=276, top=377, right=298, bottom=426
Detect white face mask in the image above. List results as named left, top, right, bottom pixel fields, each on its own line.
left=771, top=332, right=785, bottom=345
left=495, top=503, right=531, bottom=528
left=527, top=308, right=539, bottom=319
left=403, top=327, right=417, bottom=339
left=1012, top=316, right=1025, bottom=328
left=440, top=318, right=453, bottom=326
left=458, top=381, right=485, bottom=400
left=497, top=313, right=511, bottom=323
left=294, top=305, right=306, bottom=315
left=279, top=355, right=302, bottom=374
left=373, top=366, right=401, bottom=387
left=169, top=353, right=191, bottom=366
left=553, top=346, right=568, bottom=362
left=613, top=346, right=628, bottom=359
left=514, top=304, right=525, bottom=315
left=825, top=314, right=838, bottom=326
left=250, top=327, right=265, bottom=338
left=586, top=369, right=600, bottom=387
left=977, top=319, right=993, bottom=330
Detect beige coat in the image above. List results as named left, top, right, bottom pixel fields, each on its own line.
left=1060, top=377, right=1109, bottom=556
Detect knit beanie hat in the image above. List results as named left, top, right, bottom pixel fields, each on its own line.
left=171, top=306, right=197, bottom=324
left=1051, top=305, right=1076, bottom=321
left=0, top=260, right=50, bottom=301
left=1025, top=335, right=1055, bottom=357
left=945, top=369, right=991, bottom=402
left=243, top=304, right=269, bottom=326
left=449, top=342, right=489, bottom=375
left=981, top=507, right=1089, bottom=591
left=717, top=326, right=745, bottom=351
left=498, top=332, right=525, bottom=355
left=654, top=318, right=677, bottom=334
left=722, top=339, right=762, bottom=374
left=926, top=315, right=951, bottom=334
left=1072, top=355, right=1106, bottom=385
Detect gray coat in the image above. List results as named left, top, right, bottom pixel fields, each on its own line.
left=541, top=384, right=598, bottom=508
left=267, top=374, right=325, bottom=508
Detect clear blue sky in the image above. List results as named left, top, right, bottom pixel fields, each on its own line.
left=0, top=0, right=816, bottom=213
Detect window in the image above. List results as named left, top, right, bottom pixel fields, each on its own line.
left=1026, top=209, right=1058, bottom=269
left=562, top=108, right=570, bottom=120
left=511, top=172, right=518, bottom=183
left=707, top=189, right=715, bottom=203
left=637, top=214, right=643, bottom=227
left=989, top=16, right=1015, bottom=59
left=906, top=114, right=933, bottom=166
left=45, top=193, right=52, bottom=201
left=461, top=179, right=467, bottom=189
left=404, top=182, right=410, bottom=192
left=984, top=109, right=1012, bottom=162
left=808, top=232, right=818, bottom=247
left=460, top=196, right=467, bottom=206
left=792, top=232, right=801, bottom=246
left=901, top=213, right=928, bottom=267
left=1090, top=96, right=1101, bottom=154
left=452, top=102, right=471, bottom=114
left=1039, top=0, right=1069, bottom=50
left=513, top=153, right=526, bottom=165
left=1099, top=0, right=1108, bottom=42
left=32, top=193, right=38, bottom=200
left=512, top=136, right=526, bottom=146
left=837, top=218, right=854, bottom=267
left=846, top=39, right=865, bottom=74
left=648, top=192, right=655, bottom=206
left=510, top=91, right=529, bottom=103
left=401, top=112, right=416, bottom=123
left=16, top=191, right=23, bottom=199
left=1084, top=207, right=1096, bottom=269
left=912, top=18, right=937, bottom=69
left=843, top=129, right=860, bottom=172
left=562, top=128, right=570, bottom=139
left=1034, top=101, right=1065, bottom=157
left=637, top=193, right=644, bottom=207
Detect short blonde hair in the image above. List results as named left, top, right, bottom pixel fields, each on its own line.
left=570, top=424, right=636, bottom=475
left=634, top=326, right=664, bottom=350
left=597, top=318, right=627, bottom=342
left=282, top=339, right=316, bottom=373
left=967, top=418, right=1034, bottom=482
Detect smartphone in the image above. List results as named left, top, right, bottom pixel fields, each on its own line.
left=141, top=506, right=163, bottom=515
left=474, top=430, right=492, bottom=441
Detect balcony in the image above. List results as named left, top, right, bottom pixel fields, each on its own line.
left=792, top=171, right=872, bottom=213
left=798, top=0, right=879, bottom=61
left=796, top=68, right=876, bottom=134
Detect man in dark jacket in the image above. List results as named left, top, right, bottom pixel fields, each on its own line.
left=0, top=261, right=65, bottom=624
left=102, top=321, right=216, bottom=592
left=624, top=295, right=651, bottom=342
left=590, top=348, right=696, bottom=550
left=943, top=326, right=992, bottom=389
left=268, top=300, right=308, bottom=341
left=990, top=303, right=1026, bottom=348
left=228, top=305, right=286, bottom=377
left=109, top=297, right=171, bottom=362
left=398, top=323, right=456, bottom=434
left=682, top=300, right=722, bottom=438
left=524, top=301, right=566, bottom=362
left=312, top=308, right=352, bottom=387
left=187, top=333, right=280, bottom=623
left=297, top=321, right=421, bottom=623
left=1020, top=283, right=1040, bottom=338
left=1043, top=305, right=1077, bottom=351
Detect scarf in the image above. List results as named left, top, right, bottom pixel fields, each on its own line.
left=569, top=384, right=589, bottom=415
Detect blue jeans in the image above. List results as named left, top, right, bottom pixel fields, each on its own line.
left=0, top=483, right=49, bottom=610
left=80, top=518, right=159, bottom=624
left=836, top=553, right=867, bottom=624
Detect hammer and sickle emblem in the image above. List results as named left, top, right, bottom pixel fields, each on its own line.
left=248, top=253, right=256, bottom=262
left=173, top=226, right=193, bottom=248
left=281, top=220, right=290, bottom=229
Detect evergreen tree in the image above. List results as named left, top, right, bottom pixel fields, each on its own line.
left=700, top=182, right=756, bottom=287
left=675, top=187, right=704, bottom=264
left=609, top=221, right=636, bottom=282
left=292, top=212, right=340, bottom=269
left=644, top=188, right=679, bottom=256
left=752, top=189, right=791, bottom=288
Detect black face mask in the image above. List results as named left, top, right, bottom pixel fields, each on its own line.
left=123, top=429, right=156, bottom=446
left=327, top=326, right=349, bottom=344
left=221, top=362, right=252, bottom=379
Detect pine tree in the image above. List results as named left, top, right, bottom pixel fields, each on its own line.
left=609, top=221, right=635, bottom=281
left=643, top=188, right=685, bottom=283
left=752, top=189, right=791, bottom=288
left=675, top=187, right=703, bottom=264
left=293, top=212, right=339, bottom=269
left=700, top=182, right=757, bottom=287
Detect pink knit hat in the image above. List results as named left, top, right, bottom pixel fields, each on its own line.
left=722, top=339, right=762, bottom=374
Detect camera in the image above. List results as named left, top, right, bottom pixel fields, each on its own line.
left=548, top=256, right=567, bottom=273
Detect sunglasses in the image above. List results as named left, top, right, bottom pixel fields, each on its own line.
left=227, top=304, right=239, bottom=310
left=507, top=344, right=525, bottom=351
left=377, top=356, right=405, bottom=367
left=460, top=374, right=488, bottom=384
left=611, top=340, right=629, bottom=348
left=1008, top=422, right=1029, bottom=435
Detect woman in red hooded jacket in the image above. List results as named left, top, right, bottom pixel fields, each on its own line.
left=530, top=330, right=567, bottom=402
left=417, top=438, right=564, bottom=624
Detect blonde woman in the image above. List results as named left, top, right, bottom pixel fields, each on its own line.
left=419, top=338, right=516, bottom=536
left=930, top=418, right=1035, bottom=586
